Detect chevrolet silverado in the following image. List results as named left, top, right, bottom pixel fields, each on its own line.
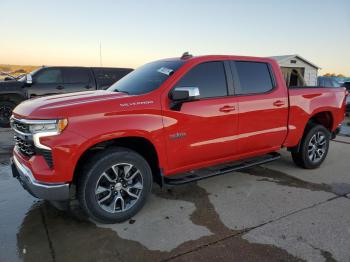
left=10, top=54, right=347, bottom=223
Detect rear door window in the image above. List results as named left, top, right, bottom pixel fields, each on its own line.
left=63, top=68, right=91, bottom=84
left=232, top=61, right=274, bottom=94
left=176, top=61, right=228, bottom=98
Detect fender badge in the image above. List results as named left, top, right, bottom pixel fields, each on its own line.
left=120, top=101, right=154, bottom=107
left=169, top=132, right=187, bottom=140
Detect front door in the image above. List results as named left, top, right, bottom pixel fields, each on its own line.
left=27, top=67, right=64, bottom=98
left=162, top=61, right=239, bottom=174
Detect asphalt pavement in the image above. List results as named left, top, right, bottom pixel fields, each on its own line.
left=0, top=118, right=349, bottom=262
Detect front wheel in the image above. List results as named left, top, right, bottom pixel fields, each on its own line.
left=291, top=124, right=330, bottom=169
left=0, top=100, right=17, bottom=128
left=78, top=148, right=153, bottom=223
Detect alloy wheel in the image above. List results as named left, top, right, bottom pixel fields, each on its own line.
left=307, top=131, right=327, bottom=163
left=95, top=163, right=143, bottom=213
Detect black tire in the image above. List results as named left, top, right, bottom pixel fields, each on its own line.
left=291, top=124, right=330, bottom=169
left=77, top=147, right=153, bottom=223
left=0, top=100, right=16, bottom=128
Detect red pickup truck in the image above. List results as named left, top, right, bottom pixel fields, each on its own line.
left=11, top=54, right=347, bottom=223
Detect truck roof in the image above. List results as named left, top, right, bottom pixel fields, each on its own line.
left=158, top=54, right=277, bottom=64
left=38, top=66, right=133, bottom=70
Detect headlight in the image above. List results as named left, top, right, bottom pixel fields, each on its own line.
left=11, top=117, right=69, bottom=151
left=28, top=119, right=68, bottom=150
left=29, top=119, right=68, bottom=134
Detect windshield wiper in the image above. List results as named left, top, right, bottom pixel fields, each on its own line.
left=114, top=89, right=129, bottom=95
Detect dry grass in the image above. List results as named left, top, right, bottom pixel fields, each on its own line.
left=0, top=64, right=40, bottom=80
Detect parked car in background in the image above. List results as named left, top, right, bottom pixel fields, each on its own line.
left=10, top=54, right=347, bottom=223
left=342, top=77, right=350, bottom=83
left=0, top=72, right=24, bottom=81
left=317, top=76, right=342, bottom=88
left=342, top=81, right=350, bottom=112
left=342, top=81, right=350, bottom=92
left=317, top=76, right=349, bottom=112
left=0, top=66, right=133, bottom=127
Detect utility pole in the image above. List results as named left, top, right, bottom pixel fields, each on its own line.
left=99, top=42, right=102, bottom=67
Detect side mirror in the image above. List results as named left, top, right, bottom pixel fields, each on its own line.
left=170, top=87, right=200, bottom=102
left=26, top=74, right=33, bottom=85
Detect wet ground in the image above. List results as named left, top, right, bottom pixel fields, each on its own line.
left=0, top=118, right=350, bottom=262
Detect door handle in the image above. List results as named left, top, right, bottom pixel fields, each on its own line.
left=273, top=100, right=285, bottom=107
left=56, top=85, right=64, bottom=90
left=219, top=105, right=236, bottom=113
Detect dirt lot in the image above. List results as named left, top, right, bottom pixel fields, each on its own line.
left=0, top=119, right=349, bottom=262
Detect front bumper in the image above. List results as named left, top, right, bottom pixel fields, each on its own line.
left=11, top=155, right=70, bottom=201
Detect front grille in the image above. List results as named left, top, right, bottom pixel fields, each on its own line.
left=11, top=117, right=54, bottom=168
left=14, top=135, right=35, bottom=157
left=12, top=119, right=30, bottom=134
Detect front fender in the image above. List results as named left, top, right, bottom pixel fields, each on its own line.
left=67, top=112, right=167, bottom=177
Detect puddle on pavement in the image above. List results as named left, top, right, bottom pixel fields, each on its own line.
left=0, top=151, right=12, bottom=165
left=0, top=165, right=38, bottom=262
left=154, top=184, right=229, bottom=235
left=2, top=122, right=350, bottom=261
left=0, top=148, right=307, bottom=261
left=97, top=192, right=213, bottom=252
left=243, top=166, right=350, bottom=196
left=15, top=190, right=300, bottom=262
left=17, top=201, right=164, bottom=262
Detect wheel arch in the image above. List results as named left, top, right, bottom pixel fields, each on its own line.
left=73, top=135, right=164, bottom=187
left=307, top=111, right=334, bottom=131
left=288, top=111, right=334, bottom=152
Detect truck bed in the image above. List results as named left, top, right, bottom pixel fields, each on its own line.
left=283, top=86, right=346, bottom=147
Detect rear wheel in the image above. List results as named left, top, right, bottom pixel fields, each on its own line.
left=78, top=147, right=152, bottom=223
left=291, top=124, right=330, bottom=169
left=0, top=100, right=16, bottom=128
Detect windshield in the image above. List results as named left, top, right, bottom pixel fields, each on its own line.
left=108, top=60, right=184, bottom=95
left=18, top=67, right=42, bottom=82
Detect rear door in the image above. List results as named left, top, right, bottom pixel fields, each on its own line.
left=231, top=61, right=289, bottom=155
left=163, top=61, right=239, bottom=173
left=62, top=68, right=95, bottom=93
left=27, top=67, right=64, bottom=97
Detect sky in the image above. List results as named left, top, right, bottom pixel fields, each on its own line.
left=1, top=0, right=349, bottom=75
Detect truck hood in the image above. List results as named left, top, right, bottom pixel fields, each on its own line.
left=0, top=80, right=24, bottom=90
left=13, top=90, right=130, bottom=119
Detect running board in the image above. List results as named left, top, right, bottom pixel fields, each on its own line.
left=164, top=152, right=281, bottom=186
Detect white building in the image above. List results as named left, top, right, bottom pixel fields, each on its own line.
left=270, top=54, right=320, bottom=86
